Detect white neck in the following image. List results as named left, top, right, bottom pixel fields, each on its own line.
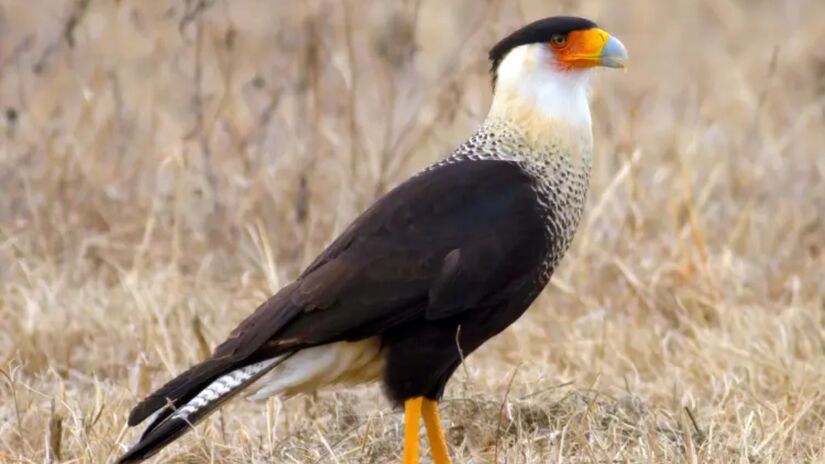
left=487, top=45, right=594, bottom=135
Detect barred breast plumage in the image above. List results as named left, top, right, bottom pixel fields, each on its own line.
left=430, top=115, right=592, bottom=283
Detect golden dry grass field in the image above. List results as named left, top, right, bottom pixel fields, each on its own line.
left=2, top=0, right=825, bottom=462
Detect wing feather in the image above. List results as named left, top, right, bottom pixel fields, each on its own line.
left=122, top=159, right=549, bottom=461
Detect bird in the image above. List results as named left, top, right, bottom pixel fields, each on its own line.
left=118, top=15, right=627, bottom=464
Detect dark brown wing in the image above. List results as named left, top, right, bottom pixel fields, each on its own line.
left=223, top=158, right=549, bottom=346
left=126, top=158, right=548, bottom=431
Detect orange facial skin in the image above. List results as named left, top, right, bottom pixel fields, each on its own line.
left=548, top=28, right=620, bottom=70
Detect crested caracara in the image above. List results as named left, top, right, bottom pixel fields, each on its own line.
left=118, top=16, right=627, bottom=464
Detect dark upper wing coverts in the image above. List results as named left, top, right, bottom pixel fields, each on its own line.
left=128, top=159, right=548, bottom=426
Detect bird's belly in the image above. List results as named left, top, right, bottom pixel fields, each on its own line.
left=245, top=338, right=384, bottom=401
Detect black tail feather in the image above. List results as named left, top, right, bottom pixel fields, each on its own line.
left=118, top=354, right=294, bottom=463
left=127, top=357, right=227, bottom=427
left=117, top=414, right=191, bottom=463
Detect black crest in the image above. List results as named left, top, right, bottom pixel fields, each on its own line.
left=489, top=16, right=598, bottom=85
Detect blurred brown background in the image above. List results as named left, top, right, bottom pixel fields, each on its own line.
left=1, top=0, right=824, bottom=462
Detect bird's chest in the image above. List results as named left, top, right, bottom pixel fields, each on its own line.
left=522, top=158, right=591, bottom=282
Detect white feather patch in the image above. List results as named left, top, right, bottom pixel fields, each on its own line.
left=246, top=338, right=384, bottom=401
left=172, top=357, right=283, bottom=421
left=491, top=44, right=594, bottom=130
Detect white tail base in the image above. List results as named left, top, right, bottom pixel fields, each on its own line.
left=246, top=338, right=384, bottom=401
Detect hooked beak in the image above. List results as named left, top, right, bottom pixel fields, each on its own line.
left=598, top=34, right=628, bottom=69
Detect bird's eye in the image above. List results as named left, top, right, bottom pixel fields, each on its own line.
left=550, top=34, right=567, bottom=47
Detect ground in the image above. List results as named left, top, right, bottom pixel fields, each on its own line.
left=1, top=0, right=825, bottom=462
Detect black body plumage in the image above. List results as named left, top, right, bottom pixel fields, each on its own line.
left=120, top=158, right=555, bottom=463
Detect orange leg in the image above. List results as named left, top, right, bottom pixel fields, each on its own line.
left=422, top=399, right=452, bottom=464
left=403, top=397, right=423, bottom=464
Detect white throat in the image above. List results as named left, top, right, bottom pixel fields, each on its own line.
left=488, top=45, right=594, bottom=130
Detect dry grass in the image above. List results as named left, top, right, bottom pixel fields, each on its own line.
left=2, top=0, right=825, bottom=462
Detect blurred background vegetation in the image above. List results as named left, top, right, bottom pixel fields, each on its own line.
left=1, top=0, right=824, bottom=462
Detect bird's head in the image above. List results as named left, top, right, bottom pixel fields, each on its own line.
left=487, top=17, right=627, bottom=145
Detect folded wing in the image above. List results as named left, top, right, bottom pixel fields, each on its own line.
left=120, top=159, right=549, bottom=461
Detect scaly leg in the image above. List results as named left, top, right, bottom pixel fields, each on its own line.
left=422, top=399, right=452, bottom=464
left=403, top=397, right=423, bottom=464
